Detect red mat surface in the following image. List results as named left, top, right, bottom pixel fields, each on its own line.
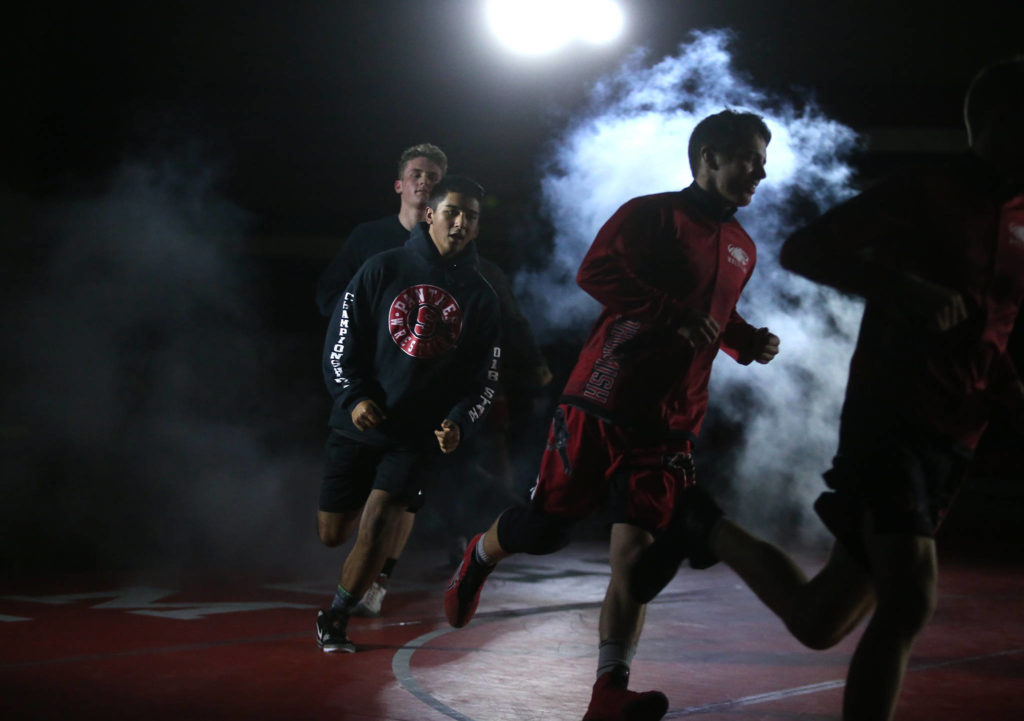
left=3, top=543, right=1022, bottom=720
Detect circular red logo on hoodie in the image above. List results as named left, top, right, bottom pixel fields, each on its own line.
left=388, top=284, right=463, bottom=358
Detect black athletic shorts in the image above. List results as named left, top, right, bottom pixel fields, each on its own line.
left=319, top=430, right=431, bottom=513
left=820, top=420, right=972, bottom=541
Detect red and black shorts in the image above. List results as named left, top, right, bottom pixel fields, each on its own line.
left=529, top=404, right=696, bottom=534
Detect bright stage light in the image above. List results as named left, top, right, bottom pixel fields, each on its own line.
left=485, top=0, right=624, bottom=56
left=576, top=0, right=625, bottom=45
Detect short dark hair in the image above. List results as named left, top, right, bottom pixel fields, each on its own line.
left=964, top=57, right=1024, bottom=143
left=397, top=143, right=448, bottom=179
left=428, top=175, right=486, bottom=209
left=688, top=110, right=772, bottom=175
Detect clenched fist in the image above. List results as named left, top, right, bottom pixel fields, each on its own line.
left=752, top=327, right=780, bottom=364
left=435, top=419, right=461, bottom=454
left=351, top=399, right=386, bottom=431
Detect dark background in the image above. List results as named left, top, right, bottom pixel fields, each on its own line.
left=3, top=1, right=1023, bottom=576
left=9, top=1, right=1024, bottom=233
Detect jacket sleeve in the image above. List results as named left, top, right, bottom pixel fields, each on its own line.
left=479, top=260, right=546, bottom=374
left=322, top=264, right=385, bottom=411
left=444, top=293, right=503, bottom=437
left=780, top=179, right=917, bottom=302
left=576, top=198, right=694, bottom=329
left=719, top=307, right=759, bottom=365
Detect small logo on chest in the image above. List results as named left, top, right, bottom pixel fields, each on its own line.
left=726, top=243, right=750, bottom=269
left=388, top=284, right=463, bottom=358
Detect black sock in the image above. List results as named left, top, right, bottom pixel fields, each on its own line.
left=330, top=585, right=357, bottom=612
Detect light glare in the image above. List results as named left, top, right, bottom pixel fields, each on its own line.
left=485, top=0, right=624, bottom=56
left=576, top=0, right=624, bottom=45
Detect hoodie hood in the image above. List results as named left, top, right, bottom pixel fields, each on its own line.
left=408, top=221, right=480, bottom=267
left=408, top=221, right=482, bottom=290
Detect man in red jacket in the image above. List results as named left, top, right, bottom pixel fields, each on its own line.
left=632, top=59, right=1024, bottom=721
left=444, top=110, right=780, bottom=721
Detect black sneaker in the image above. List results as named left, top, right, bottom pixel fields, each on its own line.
left=316, top=608, right=356, bottom=653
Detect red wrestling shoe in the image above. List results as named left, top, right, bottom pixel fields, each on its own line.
left=444, top=533, right=492, bottom=628
left=582, top=670, right=669, bottom=721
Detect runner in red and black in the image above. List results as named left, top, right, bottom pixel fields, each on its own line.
left=633, top=59, right=1024, bottom=721
left=444, top=110, right=781, bottom=721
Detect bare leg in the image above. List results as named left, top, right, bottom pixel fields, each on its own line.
left=380, top=510, right=415, bottom=566
left=339, top=489, right=410, bottom=598
left=843, top=528, right=937, bottom=721
left=602, top=523, right=654, bottom=647
left=479, top=516, right=652, bottom=647
left=317, top=508, right=362, bottom=548
left=713, top=519, right=875, bottom=649
left=350, top=509, right=415, bottom=614
left=580, top=523, right=669, bottom=721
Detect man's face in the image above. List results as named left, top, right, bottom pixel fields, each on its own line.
left=704, top=135, right=768, bottom=207
left=426, top=192, right=481, bottom=257
left=395, top=156, right=443, bottom=208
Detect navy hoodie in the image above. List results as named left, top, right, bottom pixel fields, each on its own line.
left=323, top=222, right=502, bottom=448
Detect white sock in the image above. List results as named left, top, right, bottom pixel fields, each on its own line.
left=474, top=535, right=496, bottom=567
left=597, top=639, right=636, bottom=680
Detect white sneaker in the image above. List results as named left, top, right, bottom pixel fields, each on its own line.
left=351, top=576, right=388, bottom=617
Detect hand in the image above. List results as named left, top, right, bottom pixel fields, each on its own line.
left=753, top=327, right=780, bottom=364
left=351, top=399, right=386, bottom=431
left=677, top=310, right=721, bottom=348
left=435, top=419, right=461, bottom=454
left=900, top=274, right=969, bottom=333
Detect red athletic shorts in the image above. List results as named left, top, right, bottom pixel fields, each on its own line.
left=530, top=404, right=696, bottom=533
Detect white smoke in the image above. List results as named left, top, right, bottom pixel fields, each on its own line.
left=2, top=152, right=326, bottom=575
left=523, top=30, right=865, bottom=542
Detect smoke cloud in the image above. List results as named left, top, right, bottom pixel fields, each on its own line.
left=1, top=150, right=327, bottom=576
left=522, top=30, right=864, bottom=541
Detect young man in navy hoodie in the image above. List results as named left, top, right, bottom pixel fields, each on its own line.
left=444, top=111, right=780, bottom=721
left=316, top=145, right=550, bottom=619
left=316, top=175, right=501, bottom=652
left=316, top=143, right=447, bottom=619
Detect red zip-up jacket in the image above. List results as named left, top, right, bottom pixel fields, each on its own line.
left=561, top=184, right=762, bottom=439
left=782, top=153, right=1024, bottom=451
